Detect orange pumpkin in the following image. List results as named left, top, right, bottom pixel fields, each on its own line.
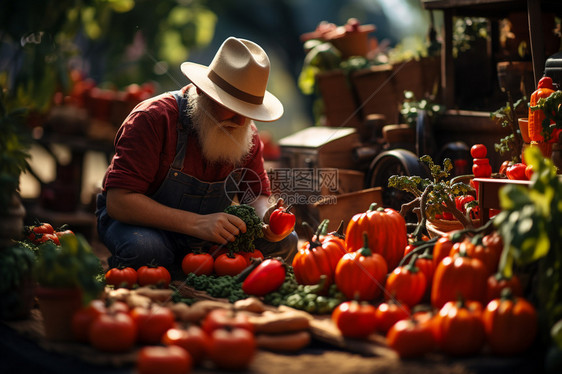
left=335, top=233, right=388, bottom=301
left=292, top=223, right=345, bottom=289
left=449, top=233, right=502, bottom=276
left=344, top=203, right=407, bottom=269
left=431, top=249, right=488, bottom=308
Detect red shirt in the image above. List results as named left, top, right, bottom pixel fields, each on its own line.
left=102, top=85, right=271, bottom=198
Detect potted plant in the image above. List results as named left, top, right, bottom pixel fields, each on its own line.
left=490, top=96, right=528, bottom=163
left=33, top=232, right=105, bottom=340
left=388, top=155, right=478, bottom=239
left=0, top=91, right=31, bottom=248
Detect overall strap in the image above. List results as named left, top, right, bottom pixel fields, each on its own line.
left=169, top=90, right=193, bottom=171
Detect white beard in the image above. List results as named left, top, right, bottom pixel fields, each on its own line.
left=187, top=88, right=254, bottom=165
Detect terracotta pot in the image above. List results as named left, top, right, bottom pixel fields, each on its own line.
left=35, top=287, right=82, bottom=341
left=518, top=117, right=531, bottom=143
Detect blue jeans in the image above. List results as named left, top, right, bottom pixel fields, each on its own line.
left=96, top=193, right=298, bottom=275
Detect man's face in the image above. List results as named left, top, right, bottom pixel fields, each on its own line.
left=188, top=88, right=254, bottom=165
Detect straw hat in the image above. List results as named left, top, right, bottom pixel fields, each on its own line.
left=181, top=37, right=284, bottom=122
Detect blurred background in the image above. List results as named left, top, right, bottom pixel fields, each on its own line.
left=1, top=0, right=438, bottom=205
left=2, top=0, right=561, bottom=241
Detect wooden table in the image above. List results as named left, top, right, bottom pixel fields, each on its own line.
left=473, top=177, right=531, bottom=223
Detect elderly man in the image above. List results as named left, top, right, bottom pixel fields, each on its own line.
left=96, top=37, right=297, bottom=274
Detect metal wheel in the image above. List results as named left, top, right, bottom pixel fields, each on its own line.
left=365, top=149, right=429, bottom=221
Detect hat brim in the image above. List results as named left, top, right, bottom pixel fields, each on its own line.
left=181, top=62, right=284, bottom=122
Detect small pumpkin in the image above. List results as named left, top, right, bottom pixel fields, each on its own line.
left=434, top=297, right=485, bottom=356
left=482, top=288, right=538, bottom=355
left=292, top=223, right=345, bottom=289
left=431, top=247, right=488, bottom=308
left=384, top=254, right=426, bottom=308
left=345, top=203, right=407, bottom=269
left=449, top=233, right=502, bottom=276
left=335, top=232, right=388, bottom=301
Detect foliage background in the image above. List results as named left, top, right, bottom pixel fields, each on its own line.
left=0, top=0, right=437, bottom=140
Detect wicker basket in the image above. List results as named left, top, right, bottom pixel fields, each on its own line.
left=426, top=218, right=480, bottom=238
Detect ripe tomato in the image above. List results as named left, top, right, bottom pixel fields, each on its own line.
left=130, top=305, right=176, bottom=344
left=26, top=223, right=60, bottom=244
left=105, top=266, right=137, bottom=288
left=137, top=264, right=171, bottom=288
left=242, top=258, right=286, bottom=296
left=375, top=301, right=411, bottom=335
left=207, top=327, right=255, bottom=371
left=137, top=345, right=192, bottom=374
left=201, top=308, right=254, bottom=335
left=506, top=163, right=528, bottom=180
left=386, top=318, right=435, bottom=358
left=470, top=144, right=487, bottom=158
left=89, top=312, right=137, bottom=352
left=72, top=299, right=107, bottom=342
left=213, top=253, right=248, bottom=276
left=162, top=325, right=210, bottom=366
left=55, top=229, right=74, bottom=238
left=240, top=249, right=264, bottom=265
left=331, top=300, right=377, bottom=339
left=181, top=252, right=214, bottom=276
left=268, top=205, right=296, bottom=235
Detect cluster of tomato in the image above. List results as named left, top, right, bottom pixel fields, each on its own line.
left=105, top=264, right=171, bottom=289
left=72, top=296, right=256, bottom=373
left=329, top=228, right=537, bottom=358
left=25, top=222, right=74, bottom=246
left=181, top=247, right=265, bottom=278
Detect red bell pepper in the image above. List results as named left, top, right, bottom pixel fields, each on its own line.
left=269, top=205, right=296, bottom=235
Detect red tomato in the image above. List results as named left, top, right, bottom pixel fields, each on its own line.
left=55, top=229, right=74, bottom=238
left=181, top=252, right=214, bottom=276
left=470, top=144, right=487, bottom=158
left=375, top=301, right=410, bottom=335
left=472, top=158, right=493, bottom=178
left=26, top=223, right=60, bottom=244
left=137, top=345, right=192, bottom=374
left=506, top=163, right=528, bottom=180
left=331, top=300, right=377, bottom=339
left=240, top=249, right=264, bottom=265
left=201, top=308, right=254, bottom=335
left=499, top=160, right=512, bottom=176
left=72, top=299, right=107, bottom=342
left=268, top=205, right=296, bottom=235
left=89, top=312, right=137, bottom=352
left=525, top=164, right=534, bottom=179
left=242, top=258, right=286, bottom=296
left=105, top=266, right=137, bottom=288
left=162, top=326, right=210, bottom=366
left=207, top=327, right=256, bottom=371
left=387, top=318, right=435, bottom=358
left=137, top=264, right=171, bottom=288
left=213, top=253, right=248, bottom=276
left=130, top=306, right=176, bottom=344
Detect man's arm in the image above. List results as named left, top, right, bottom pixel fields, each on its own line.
left=106, top=188, right=246, bottom=245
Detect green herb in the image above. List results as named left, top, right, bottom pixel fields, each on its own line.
left=224, top=204, right=264, bottom=252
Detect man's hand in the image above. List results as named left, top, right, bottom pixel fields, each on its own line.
left=195, top=213, right=246, bottom=245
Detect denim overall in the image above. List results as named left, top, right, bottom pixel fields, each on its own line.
left=96, top=90, right=297, bottom=273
